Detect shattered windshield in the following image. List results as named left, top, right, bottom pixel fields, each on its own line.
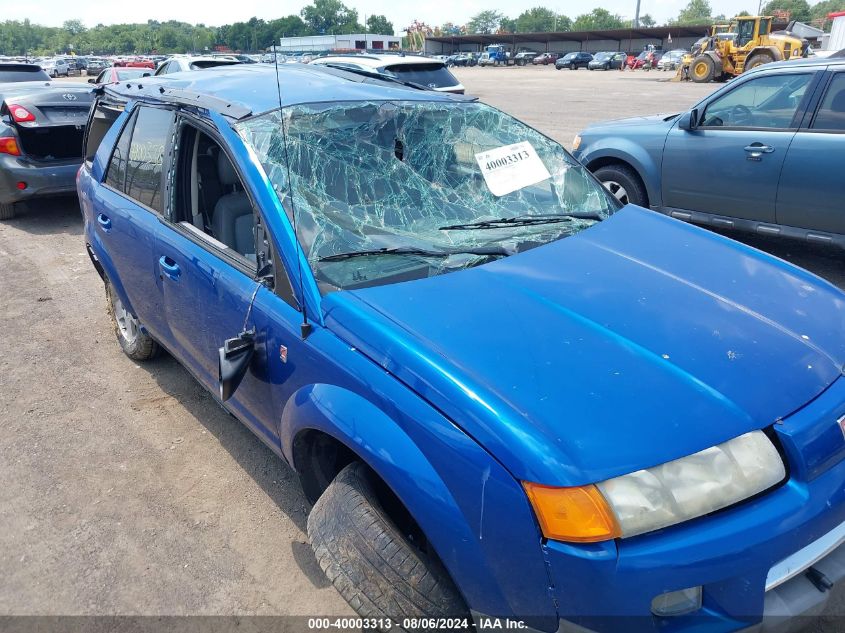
left=237, top=100, right=618, bottom=292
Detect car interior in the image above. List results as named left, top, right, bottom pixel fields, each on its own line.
left=173, top=124, right=257, bottom=263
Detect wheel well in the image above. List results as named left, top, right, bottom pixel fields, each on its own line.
left=293, top=428, right=437, bottom=557
left=293, top=429, right=358, bottom=504
left=585, top=157, right=650, bottom=207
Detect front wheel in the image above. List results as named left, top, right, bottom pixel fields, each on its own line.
left=690, top=55, right=715, bottom=83
left=106, top=282, right=159, bottom=361
left=308, top=463, right=470, bottom=629
left=594, top=164, right=648, bottom=207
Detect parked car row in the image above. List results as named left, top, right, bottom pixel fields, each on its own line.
left=2, top=55, right=844, bottom=633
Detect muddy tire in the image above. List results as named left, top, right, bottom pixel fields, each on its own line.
left=594, top=164, right=648, bottom=207
left=746, top=51, right=775, bottom=71
left=105, top=282, right=158, bottom=361
left=691, top=55, right=715, bottom=83
left=0, top=202, right=17, bottom=220
left=308, top=462, right=470, bottom=630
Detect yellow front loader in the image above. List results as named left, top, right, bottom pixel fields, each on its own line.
left=680, top=16, right=806, bottom=83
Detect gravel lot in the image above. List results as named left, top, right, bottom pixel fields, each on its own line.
left=0, top=67, right=842, bottom=624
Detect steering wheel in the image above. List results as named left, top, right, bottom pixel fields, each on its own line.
left=729, top=104, right=753, bottom=126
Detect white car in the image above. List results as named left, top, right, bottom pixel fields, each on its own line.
left=310, top=54, right=465, bottom=94
left=154, top=55, right=242, bottom=76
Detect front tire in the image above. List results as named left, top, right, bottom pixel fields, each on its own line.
left=594, top=164, right=648, bottom=207
left=106, top=282, right=158, bottom=361
left=691, top=55, right=715, bottom=83
left=308, top=463, right=470, bottom=628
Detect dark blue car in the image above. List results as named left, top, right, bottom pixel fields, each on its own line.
left=574, top=57, right=845, bottom=251
left=78, top=64, right=845, bottom=632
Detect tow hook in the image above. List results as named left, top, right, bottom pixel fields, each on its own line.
left=805, top=567, right=834, bottom=593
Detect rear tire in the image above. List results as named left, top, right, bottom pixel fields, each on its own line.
left=745, top=51, right=775, bottom=71
left=0, top=202, right=17, bottom=220
left=105, top=281, right=158, bottom=361
left=308, top=462, right=470, bottom=629
left=594, top=164, right=648, bottom=207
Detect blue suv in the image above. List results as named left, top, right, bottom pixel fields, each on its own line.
left=78, top=64, right=845, bottom=632
left=574, top=57, right=845, bottom=251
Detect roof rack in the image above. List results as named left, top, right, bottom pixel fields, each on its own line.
left=98, top=82, right=252, bottom=120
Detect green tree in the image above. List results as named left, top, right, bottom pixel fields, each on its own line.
left=810, top=0, right=845, bottom=28
left=499, top=17, right=517, bottom=33
left=638, top=14, right=657, bottom=27
left=572, top=8, right=626, bottom=30
left=269, top=15, right=310, bottom=40
left=671, top=0, right=712, bottom=25
left=300, top=0, right=361, bottom=35
left=761, top=0, right=811, bottom=21
left=366, top=14, right=393, bottom=35
left=466, top=10, right=504, bottom=34
left=515, top=7, right=559, bottom=32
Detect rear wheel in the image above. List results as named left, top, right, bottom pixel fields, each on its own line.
left=690, top=55, right=715, bottom=83
left=105, top=282, right=159, bottom=361
left=745, top=51, right=775, bottom=71
left=308, top=462, right=470, bottom=629
left=0, top=202, right=17, bottom=220
left=594, top=164, right=648, bottom=207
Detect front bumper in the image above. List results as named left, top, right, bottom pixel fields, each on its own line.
left=0, top=154, right=81, bottom=205
left=545, top=380, right=845, bottom=633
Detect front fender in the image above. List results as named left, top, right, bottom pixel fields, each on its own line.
left=280, top=383, right=558, bottom=630
left=578, top=135, right=664, bottom=207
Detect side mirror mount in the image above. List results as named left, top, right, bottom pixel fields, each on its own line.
left=142, top=72, right=151, bottom=77
left=88, top=77, right=97, bottom=84
left=218, top=329, right=256, bottom=401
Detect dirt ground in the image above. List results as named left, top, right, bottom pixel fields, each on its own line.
left=0, top=67, right=842, bottom=625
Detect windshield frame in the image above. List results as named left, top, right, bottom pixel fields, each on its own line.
left=236, top=98, right=620, bottom=295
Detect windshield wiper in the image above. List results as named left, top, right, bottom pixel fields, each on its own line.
left=318, top=245, right=511, bottom=262
left=439, top=212, right=603, bottom=231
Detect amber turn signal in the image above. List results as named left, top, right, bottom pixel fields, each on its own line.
left=523, top=482, right=621, bottom=543
left=0, top=137, right=21, bottom=156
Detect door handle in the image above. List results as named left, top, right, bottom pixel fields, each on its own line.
left=158, top=256, right=181, bottom=281
left=744, top=143, right=775, bottom=158
left=96, top=213, right=112, bottom=231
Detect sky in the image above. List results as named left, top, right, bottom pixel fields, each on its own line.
left=5, top=0, right=764, bottom=32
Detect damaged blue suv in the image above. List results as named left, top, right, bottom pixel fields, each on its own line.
left=77, top=64, right=845, bottom=632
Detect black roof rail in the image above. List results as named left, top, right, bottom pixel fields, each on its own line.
left=100, top=82, right=252, bottom=120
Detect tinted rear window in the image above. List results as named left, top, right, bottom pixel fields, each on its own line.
left=189, top=60, right=239, bottom=70
left=382, top=63, right=458, bottom=88
left=0, top=66, right=50, bottom=82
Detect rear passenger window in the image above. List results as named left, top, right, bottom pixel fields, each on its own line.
left=125, top=107, right=175, bottom=212
left=812, top=74, right=845, bottom=131
left=105, top=109, right=136, bottom=191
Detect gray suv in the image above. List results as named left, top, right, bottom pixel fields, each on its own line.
left=574, top=57, right=845, bottom=250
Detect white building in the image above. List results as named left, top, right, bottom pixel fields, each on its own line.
left=274, top=34, right=400, bottom=53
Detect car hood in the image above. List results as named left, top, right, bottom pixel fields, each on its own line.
left=322, top=207, right=845, bottom=485
left=583, top=113, right=678, bottom=130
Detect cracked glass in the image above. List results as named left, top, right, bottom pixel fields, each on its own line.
left=237, top=100, right=618, bottom=292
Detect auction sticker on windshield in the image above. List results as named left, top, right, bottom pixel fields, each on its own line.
left=475, top=141, right=551, bottom=197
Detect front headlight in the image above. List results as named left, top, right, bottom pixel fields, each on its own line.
left=571, top=134, right=582, bottom=151
left=597, top=431, right=785, bottom=538
left=524, top=431, right=785, bottom=542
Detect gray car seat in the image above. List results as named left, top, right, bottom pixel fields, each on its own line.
left=212, top=152, right=254, bottom=258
